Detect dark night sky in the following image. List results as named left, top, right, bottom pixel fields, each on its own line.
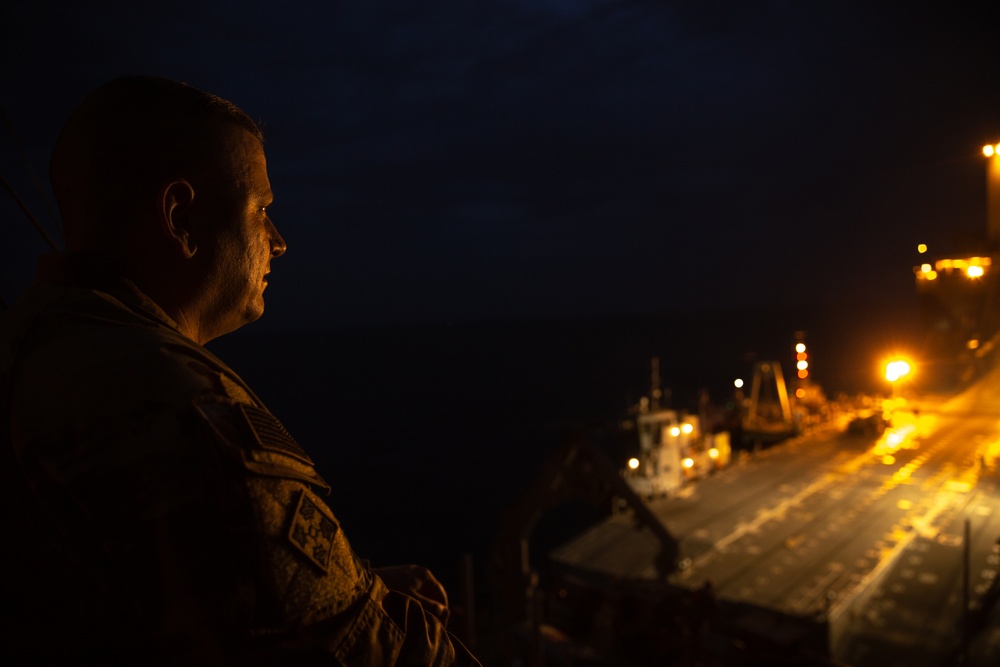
left=2, top=1, right=999, bottom=329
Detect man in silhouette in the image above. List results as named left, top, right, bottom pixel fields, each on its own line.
left=0, top=76, right=479, bottom=665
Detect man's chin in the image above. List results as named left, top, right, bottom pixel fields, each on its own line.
left=245, top=303, right=266, bottom=326
left=216, top=304, right=266, bottom=340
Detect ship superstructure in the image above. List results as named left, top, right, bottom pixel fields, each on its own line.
left=913, top=141, right=1000, bottom=382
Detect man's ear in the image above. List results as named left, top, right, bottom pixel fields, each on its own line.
left=160, top=179, right=198, bottom=259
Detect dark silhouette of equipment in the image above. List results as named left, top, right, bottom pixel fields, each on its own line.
left=742, top=360, right=798, bottom=448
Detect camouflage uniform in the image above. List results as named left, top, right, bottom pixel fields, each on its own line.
left=0, top=253, right=480, bottom=665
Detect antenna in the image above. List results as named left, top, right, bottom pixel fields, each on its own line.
left=1, top=106, right=64, bottom=310
left=1, top=172, right=59, bottom=252
left=1, top=105, right=60, bottom=234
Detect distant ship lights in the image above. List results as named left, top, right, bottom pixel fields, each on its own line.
left=794, top=338, right=809, bottom=380
left=792, top=334, right=810, bottom=399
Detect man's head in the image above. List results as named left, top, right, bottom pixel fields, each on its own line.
left=52, top=76, right=263, bottom=249
left=51, top=76, right=286, bottom=343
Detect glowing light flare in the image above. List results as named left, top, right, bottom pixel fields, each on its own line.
left=795, top=388, right=805, bottom=398
left=985, top=143, right=999, bottom=157
left=797, top=369, right=808, bottom=379
left=681, top=423, right=694, bottom=434
left=795, top=343, right=806, bottom=354
left=734, top=378, right=744, bottom=389
left=669, top=426, right=681, bottom=437
left=709, top=448, right=719, bottom=459
left=885, top=359, right=912, bottom=383
left=917, top=244, right=927, bottom=254
left=682, top=457, right=694, bottom=469
left=882, top=455, right=896, bottom=465
left=628, top=458, right=640, bottom=470
left=796, top=360, right=809, bottom=371
left=967, top=265, right=984, bottom=278
left=968, top=339, right=980, bottom=350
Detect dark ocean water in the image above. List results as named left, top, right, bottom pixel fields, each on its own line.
left=207, top=301, right=925, bottom=596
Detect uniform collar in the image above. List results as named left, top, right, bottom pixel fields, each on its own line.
left=36, top=251, right=184, bottom=335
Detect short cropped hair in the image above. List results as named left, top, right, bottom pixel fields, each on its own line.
left=51, top=76, right=263, bottom=251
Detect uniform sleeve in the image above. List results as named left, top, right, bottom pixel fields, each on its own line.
left=194, top=397, right=481, bottom=665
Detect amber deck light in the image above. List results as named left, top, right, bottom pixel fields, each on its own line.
left=885, top=358, right=912, bottom=383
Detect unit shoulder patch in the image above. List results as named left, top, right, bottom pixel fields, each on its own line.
left=287, top=487, right=339, bottom=574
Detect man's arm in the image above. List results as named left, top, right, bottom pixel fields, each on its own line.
left=195, top=395, right=482, bottom=664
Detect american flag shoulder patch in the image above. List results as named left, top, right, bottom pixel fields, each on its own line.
left=239, top=403, right=313, bottom=465
left=287, top=487, right=339, bottom=574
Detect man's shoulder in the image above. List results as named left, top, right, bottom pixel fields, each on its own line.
left=3, top=281, right=279, bottom=475
left=3, top=280, right=172, bottom=351
left=3, top=281, right=252, bottom=404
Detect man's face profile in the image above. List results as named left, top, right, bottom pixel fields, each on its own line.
left=195, top=127, right=286, bottom=338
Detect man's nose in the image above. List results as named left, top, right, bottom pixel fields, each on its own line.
left=268, top=219, right=286, bottom=257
